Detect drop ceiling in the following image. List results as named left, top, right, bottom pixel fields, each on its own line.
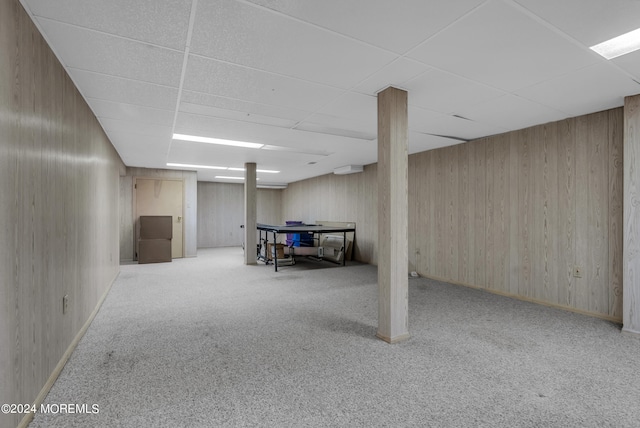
left=19, top=0, right=640, bottom=186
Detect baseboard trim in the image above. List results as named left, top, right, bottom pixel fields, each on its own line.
left=621, top=327, right=640, bottom=338
left=17, top=270, right=120, bottom=428
left=416, top=273, right=623, bottom=325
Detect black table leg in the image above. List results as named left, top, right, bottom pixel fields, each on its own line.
left=273, top=231, right=278, bottom=272
left=343, top=231, right=347, bottom=266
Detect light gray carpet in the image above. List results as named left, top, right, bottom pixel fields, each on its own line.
left=30, top=247, right=640, bottom=427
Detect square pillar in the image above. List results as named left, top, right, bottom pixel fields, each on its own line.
left=377, top=87, right=409, bottom=343
left=244, top=162, right=257, bottom=265
left=623, top=94, right=640, bottom=336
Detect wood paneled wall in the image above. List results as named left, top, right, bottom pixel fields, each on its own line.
left=1, top=1, right=125, bottom=426
left=410, top=109, right=623, bottom=320
left=197, top=182, right=283, bottom=248
left=119, top=167, right=197, bottom=260
left=283, top=109, right=623, bottom=321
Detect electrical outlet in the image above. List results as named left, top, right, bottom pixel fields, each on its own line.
left=63, top=295, right=69, bottom=314
left=573, top=266, right=582, bottom=278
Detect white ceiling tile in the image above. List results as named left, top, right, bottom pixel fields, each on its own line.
left=301, top=92, right=378, bottom=137
left=36, top=18, right=184, bottom=86
left=408, top=0, right=598, bottom=92
left=105, top=130, right=172, bottom=166
left=181, top=90, right=312, bottom=122
left=456, top=94, right=567, bottom=131
left=353, top=58, right=430, bottom=95
left=190, top=0, right=395, bottom=88
left=516, top=63, right=640, bottom=117
left=100, top=117, right=173, bottom=139
left=88, top=99, right=174, bottom=127
left=409, top=106, right=508, bottom=140
left=293, top=123, right=376, bottom=141
left=612, top=50, right=640, bottom=83
left=246, top=0, right=486, bottom=54
left=25, top=0, right=192, bottom=50
left=183, top=56, right=344, bottom=112
left=179, top=102, right=298, bottom=129
left=174, top=112, right=293, bottom=146
left=405, top=69, right=505, bottom=114
left=68, top=69, right=179, bottom=110
left=514, top=0, right=640, bottom=46
left=409, top=132, right=461, bottom=154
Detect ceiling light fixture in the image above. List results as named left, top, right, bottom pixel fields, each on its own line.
left=214, top=176, right=262, bottom=181
left=258, top=184, right=288, bottom=189
left=173, top=133, right=264, bottom=149
left=167, top=162, right=226, bottom=170
left=590, top=27, right=640, bottom=59
left=227, top=167, right=280, bottom=173
left=215, top=176, right=246, bottom=180
left=333, top=165, right=363, bottom=175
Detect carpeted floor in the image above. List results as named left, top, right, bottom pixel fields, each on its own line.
left=30, top=247, right=640, bottom=427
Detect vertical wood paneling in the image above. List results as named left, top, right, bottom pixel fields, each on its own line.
left=587, top=112, right=609, bottom=314
left=434, top=149, right=446, bottom=279
left=557, top=119, right=576, bottom=308
left=473, top=140, right=487, bottom=288
left=517, top=128, right=533, bottom=297
left=408, top=155, right=418, bottom=273
left=575, top=116, right=590, bottom=310
left=445, top=146, right=459, bottom=281
left=530, top=125, right=544, bottom=301
left=542, top=123, right=559, bottom=305
left=1, top=2, right=124, bottom=426
left=609, top=108, right=623, bottom=318
left=485, top=138, right=496, bottom=289
left=196, top=182, right=282, bottom=248
left=458, top=144, right=471, bottom=283
left=508, top=132, right=520, bottom=295
left=492, top=134, right=510, bottom=293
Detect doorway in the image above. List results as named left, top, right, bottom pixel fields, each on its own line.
left=134, top=177, right=184, bottom=260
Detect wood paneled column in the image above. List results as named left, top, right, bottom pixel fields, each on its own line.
left=244, top=162, right=257, bottom=265
left=624, top=94, right=640, bottom=336
left=377, top=86, right=409, bottom=343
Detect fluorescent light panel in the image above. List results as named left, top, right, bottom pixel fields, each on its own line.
left=590, top=27, right=640, bottom=59
left=167, top=162, right=226, bottom=170
left=228, top=167, right=280, bottom=173
left=215, top=176, right=245, bottom=180
left=173, top=133, right=264, bottom=149
left=167, top=163, right=279, bottom=174
left=258, top=184, right=288, bottom=189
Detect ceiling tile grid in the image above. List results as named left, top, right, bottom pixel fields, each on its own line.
left=190, top=0, right=396, bottom=89
left=18, top=0, right=640, bottom=184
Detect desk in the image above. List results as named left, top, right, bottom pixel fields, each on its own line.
left=257, top=223, right=355, bottom=271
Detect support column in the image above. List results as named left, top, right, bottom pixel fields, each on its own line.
left=244, top=162, right=257, bottom=265
left=377, top=86, right=409, bottom=343
left=623, top=94, right=640, bottom=336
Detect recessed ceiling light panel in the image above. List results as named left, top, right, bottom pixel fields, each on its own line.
left=590, top=27, right=640, bottom=60
left=173, top=133, right=264, bottom=149
left=167, top=162, right=226, bottom=170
